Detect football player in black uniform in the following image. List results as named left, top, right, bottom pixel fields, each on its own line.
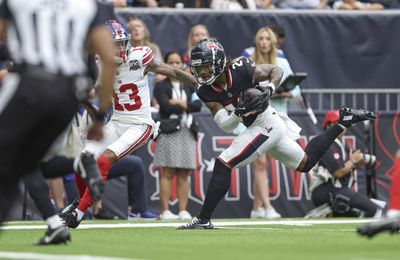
left=178, top=39, right=377, bottom=229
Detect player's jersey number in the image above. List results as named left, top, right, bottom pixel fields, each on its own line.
left=113, top=83, right=142, bottom=111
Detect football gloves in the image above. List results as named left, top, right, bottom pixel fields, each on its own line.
left=234, top=86, right=271, bottom=117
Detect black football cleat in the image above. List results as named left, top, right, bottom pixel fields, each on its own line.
left=338, top=107, right=377, bottom=128
left=59, top=210, right=82, bottom=229
left=35, top=225, right=71, bottom=245
left=77, top=152, right=104, bottom=202
left=177, top=217, right=214, bottom=230
left=357, top=217, right=400, bottom=238
left=60, top=199, right=80, bottom=215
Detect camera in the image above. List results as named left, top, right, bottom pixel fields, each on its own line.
left=362, top=153, right=377, bottom=168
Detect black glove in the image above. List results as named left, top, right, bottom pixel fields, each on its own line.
left=234, top=92, right=249, bottom=117
left=254, top=84, right=272, bottom=110
left=255, top=84, right=273, bottom=97
left=235, top=89, right=269, bottom=117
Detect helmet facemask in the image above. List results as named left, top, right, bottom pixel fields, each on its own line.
left=113, top=36, right=131, bottom=64
left=106, top=20, right=132, bottom=64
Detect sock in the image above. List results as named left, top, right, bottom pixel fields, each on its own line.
left=77, top=155, right=111, bottom=212
left=74, top=173, right=86, bottom=198
left=198, top=159, right=231, bottom=220
left=301, top=124, right=344, bottom=172
left=389, top=154, right=400, bottom=211
left=97, top=155, right=111, bottom=181
left=46, top=214, right=63, bottom=229
left=41, top=156, right=75, bottom=178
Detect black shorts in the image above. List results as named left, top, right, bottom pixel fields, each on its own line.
left=0, top=69, right=79, bottom=181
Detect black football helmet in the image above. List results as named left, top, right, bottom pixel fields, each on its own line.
left=189, top=39, right=226, bottom=85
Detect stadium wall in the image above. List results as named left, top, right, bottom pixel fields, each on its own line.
left=117, top=9, right=400, bottom=90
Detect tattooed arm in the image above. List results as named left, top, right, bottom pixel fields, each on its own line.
left=252, top=64, right=283, bottom=91
left=145, top=59, right=198, bottom=88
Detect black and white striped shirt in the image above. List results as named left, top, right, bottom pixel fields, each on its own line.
left=0, top=0, right=112, bottom=76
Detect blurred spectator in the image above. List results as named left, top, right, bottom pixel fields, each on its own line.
left=127, top=18, right=162, bottom=59
left=154, top=52, right=202, bottom=220
left=276, top=0, right=329, bottom=9
left=183, top=24, right=210, bottom=69
left=211, top=0, right=257, bottom=9
left=251, top=27, right=301, bottom=113
left=332, top=0, right=383, bottom=9
left=158, top=0, right=210, bottom=7
left=107, top=155, right=158, bottom=220
left=127, top=18, right=163, bottom=103
left=99, top=0, right=158, bottom=7
left=256, top=0, right=275, bottom=8
left=247, top=27, right=302, bottom=219
left=242, top=24, right=286, bottom=59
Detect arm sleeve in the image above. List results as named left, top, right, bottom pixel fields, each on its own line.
left=214, top=109, right=241, bottom=133
left=154, top=82, right=184, bottom=115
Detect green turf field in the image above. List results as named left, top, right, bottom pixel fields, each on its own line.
left=0, top=219, right=398, bottom=260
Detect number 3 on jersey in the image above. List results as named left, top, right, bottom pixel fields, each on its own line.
left=113, top=83, right=142, bottom=111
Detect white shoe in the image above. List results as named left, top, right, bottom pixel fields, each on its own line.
left=265, top=206, right=282, bottom=219
left=159, top=210, right=179, bottom=220
left=178, top=210, right=192, bottom=220
left=250, top=207, right=266, bottom=218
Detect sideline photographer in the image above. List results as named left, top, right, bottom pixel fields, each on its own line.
left=307, top=110, right=381, bottom=218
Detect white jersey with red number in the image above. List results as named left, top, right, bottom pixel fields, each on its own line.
left=111, top=46, right=155, bottom=126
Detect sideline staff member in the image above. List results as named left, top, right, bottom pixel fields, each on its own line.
left=309, top=110, right=379, bottom=217
left=0, top=0, right=116, bottom=226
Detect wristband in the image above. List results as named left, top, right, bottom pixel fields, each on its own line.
left=258, top=81, right=275, bottom=94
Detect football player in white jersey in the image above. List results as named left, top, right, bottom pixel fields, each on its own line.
left=60, top=20, right=197, bottom=228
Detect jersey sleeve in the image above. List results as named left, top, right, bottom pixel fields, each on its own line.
left=140, top=46, right=155, bottom=67
left=232, top=56, right=256, bottom=85
left=196, top=85, right=213, bottom=103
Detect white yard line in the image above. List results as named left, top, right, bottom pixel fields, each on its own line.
left=220, top=227, right=355, bottom=231
left=0, top=252, right=137, bottom=260
left=1, top=219, right=377, bottom=230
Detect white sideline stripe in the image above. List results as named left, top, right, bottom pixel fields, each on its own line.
left=220, top=227, right=355, bottom=231
left=1, top=219, right=378, bottom=230
left=0, top=252, right=135, bottom=260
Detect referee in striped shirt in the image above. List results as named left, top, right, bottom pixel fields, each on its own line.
left=0, top=0, right=116, bottom=228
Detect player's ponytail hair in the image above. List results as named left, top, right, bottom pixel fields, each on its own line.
left=251, top=27, right=277, bottom=66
